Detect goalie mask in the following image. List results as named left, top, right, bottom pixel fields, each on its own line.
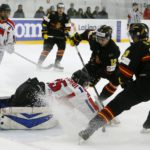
left=71, top=70, right=91, bottom=87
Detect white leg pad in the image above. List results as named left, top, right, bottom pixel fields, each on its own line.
left=0, top=107, right=58, bottom=130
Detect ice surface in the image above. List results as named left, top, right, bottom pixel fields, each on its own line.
left=0, top=43, right=150, bottom=150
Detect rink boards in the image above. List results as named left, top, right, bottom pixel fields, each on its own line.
left=12, top=19, right=150, bottom=44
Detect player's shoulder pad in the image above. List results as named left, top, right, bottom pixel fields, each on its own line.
left=6, top=19, right=15, bottom=30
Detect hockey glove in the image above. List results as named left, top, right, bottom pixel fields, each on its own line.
left=70, top=33, right=81, bottom=46
left=43, top=34, right=49, bottom=40
left=64, top=23, right=71, bottom=32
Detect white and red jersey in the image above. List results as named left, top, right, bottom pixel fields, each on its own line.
left=0, top=18, right=15, bottom=50
left=46, top=78, right=99, bottom=119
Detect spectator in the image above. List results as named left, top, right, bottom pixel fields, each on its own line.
left=46, top=5, right=55, bottom=15
left=13, top=4, right=25, bottom=18
left=99, top=7, right=108, bottom=19
left=34, top=6, right=45, bottom=18
left=93, top=6, right=100, bottom=18
left=67, top=3, right=76, bottom=18
left=143, top=4, right=150, bottom=19
left=76, top=8, right=84, bottom=18
left=84, top=7, right=93, bottom=18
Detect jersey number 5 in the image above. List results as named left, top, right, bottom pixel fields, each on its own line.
left=48, top=79, right=67, bottom=92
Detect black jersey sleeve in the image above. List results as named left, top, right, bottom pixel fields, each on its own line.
left=70, top=30, right=94, bottom=46
left=41, top=14, right=51, bottom=36
left=80, top=30, right=94, bottom=41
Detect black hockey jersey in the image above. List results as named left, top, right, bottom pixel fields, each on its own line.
left=80, top=30, right=120, bottom=74
left=42, top=11, right=70, bottom=37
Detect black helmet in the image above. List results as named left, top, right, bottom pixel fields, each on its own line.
left=57, top=3, right=65, bottom=9
left=0, top=4, right=11, bottom=12
left=129, top=23, right=149, bottom=42
left=71, top=70, right=91, bottom=87
left=96, top=25, right=112, bottom=42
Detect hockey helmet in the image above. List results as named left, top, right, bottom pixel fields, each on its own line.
left=71, top=70, right=91, bottom=87
left=96, top=25, right=112, bottom=42
left=129, top=23, right=149, bottom=42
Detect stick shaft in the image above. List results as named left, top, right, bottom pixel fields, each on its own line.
left=74, top=46, right=104, bottom=109
left=14, top=51, right=37, bottom=65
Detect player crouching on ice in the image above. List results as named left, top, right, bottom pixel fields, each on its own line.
left=0, top=70, right=100, bottom=129
left=78, top=23, right=150, bottom=141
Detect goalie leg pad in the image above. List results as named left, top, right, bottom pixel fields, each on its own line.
left=0, top=107, right=57, bottom=130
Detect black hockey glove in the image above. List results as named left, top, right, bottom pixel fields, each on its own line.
left=70, top=33, right=81, bottom=46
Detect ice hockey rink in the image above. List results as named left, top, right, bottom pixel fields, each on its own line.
left=0, top=43, right=150, bottom=150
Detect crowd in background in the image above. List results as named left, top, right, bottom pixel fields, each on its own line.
left=12, top=2, right=150, bottom=19
left=12, top=3, right=108, bottom=19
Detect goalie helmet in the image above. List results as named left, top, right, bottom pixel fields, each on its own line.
left=96, top=25, right=112, bottom=42
left=71, top=70, right=91, bottom=87
left=129, top=23, right=149, bottom=42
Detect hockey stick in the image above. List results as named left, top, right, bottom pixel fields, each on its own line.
left=14, top=51, right=54, bottom=69
left=14, top=51, right=37, bottom=65
left=73, top=45, right=107, bottom=132
left=73, top=46, right=104, bottom=109
left=48, top=35, right=65, bottom=40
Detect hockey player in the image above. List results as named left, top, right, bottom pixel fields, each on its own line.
left=70, top=25, right=120, bottom=102
left=37, top=2, right=71, bottom=70
left=79, top=23, right=150, bottom=141
left=0, top=70, right=100, bottom=129
left=0, top=4, right=15, bottom=64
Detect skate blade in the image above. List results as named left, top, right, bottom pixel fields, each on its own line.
left=141, top=128, right=150, bottom=134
